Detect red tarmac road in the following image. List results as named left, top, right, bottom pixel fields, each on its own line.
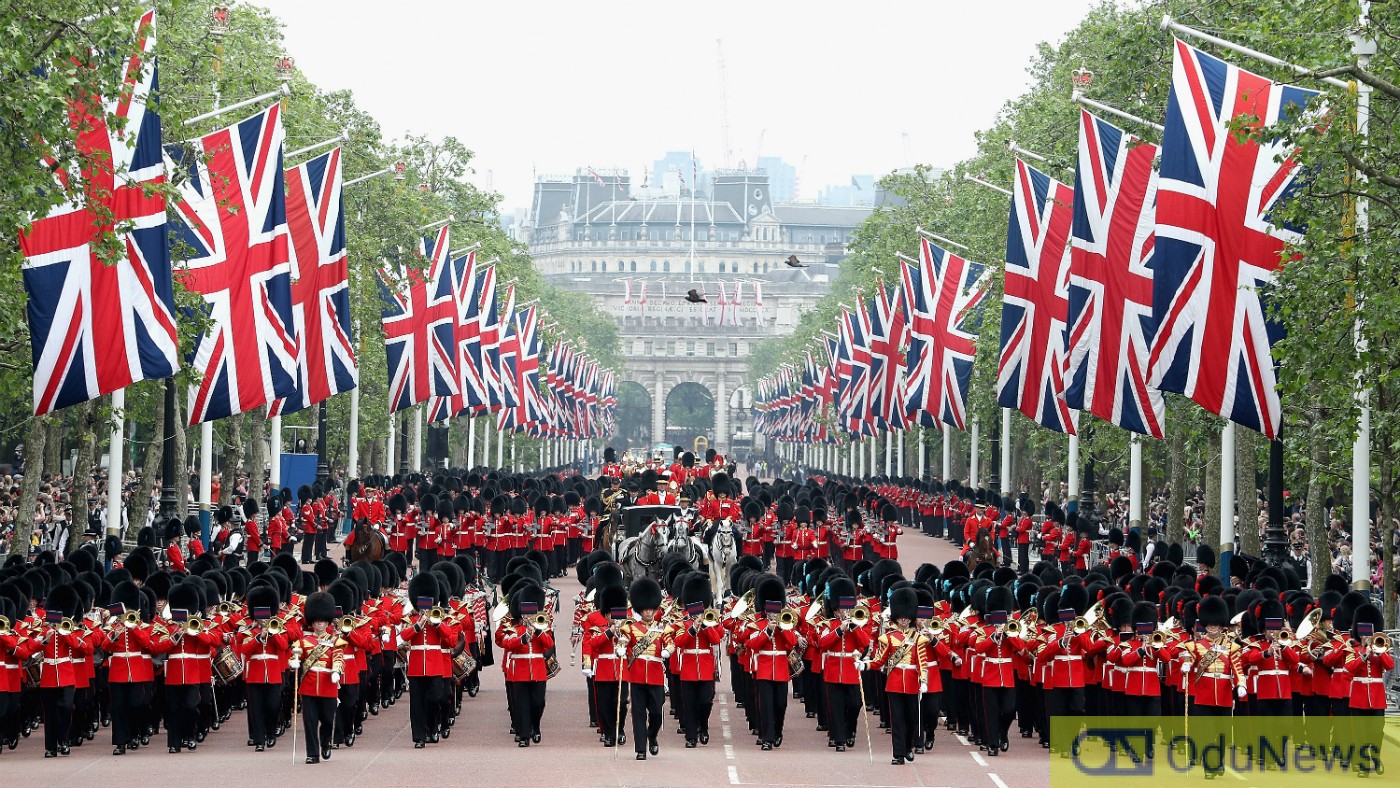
left=1, top=524, right=1053, bottom=787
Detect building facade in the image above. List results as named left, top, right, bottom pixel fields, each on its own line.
left=523, top=168, right=870, bottom=457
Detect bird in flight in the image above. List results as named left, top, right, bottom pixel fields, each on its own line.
left=685, top=289, right=707, bottom=303
left=785, top=255, right=806, bottom=268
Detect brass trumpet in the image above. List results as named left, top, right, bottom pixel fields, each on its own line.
left=531, top=612, right=551, bottom=631
left=56, top=618, right=78, bottom=636
left=426, top=606, right=448, bottom=626
left=850, top=605, right=871, bottom=627
left=1371, top=633, right=1391, bottom=655
left=1004, top=619, right=1027, bottom=640
left=1150, top=630, right=1169, bottom=649
left=1072, top=617, right=1090, bottom=635
left=337, top=615, right=359, bottom=634
left=185, top=618, right=206, bottom=636
left=216, top=601, right=236, bottom=616
left=0, top=615, right=9, bottom=635
left=265, top=617, right=285, bottom=636
left=777, top=608, right=800, bottom=631
left=121, top=610, right=142, bottom=627
left=700, top=608, right=722, bottom=627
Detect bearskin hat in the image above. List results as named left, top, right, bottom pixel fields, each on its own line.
left=889, top=587, right=918, bottom=622
left=304, top=591, right=337, bottom=624
left=1198, top=595, right=1230, bottom=627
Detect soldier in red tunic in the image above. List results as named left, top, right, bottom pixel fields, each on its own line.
left=670, top=574, right=721, bottom=748
left=496, top=581, right=553, bottom=748
left=290, top=592, right=345, bottom=764
left=616, top=578, right=667, bottom=759
left=234, top=584, right=292, bottom=752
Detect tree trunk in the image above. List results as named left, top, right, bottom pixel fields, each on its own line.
left=1236, top=427, right=1260, bottom=556
left=66, top=401, right=96, bottom=557
left=44, top=413, right=64, bottom=477
left=221, top=413, right=243, bottom=507
left=172, top=390, right=188, bottom=517
left=1203, top=430, right=1222, bottom=551
left=450, top=416, right=469, bottom=468
left=246, top=410, right=267, bottom=502
left=1168, top=423, right=1187, bottom=545
left=9, top=416, right=50, bottom=557
left=1306, top=406, right=1331, bottom=594
left=129, top=391, right=165, bottom=539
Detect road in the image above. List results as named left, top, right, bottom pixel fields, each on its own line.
left=2, top=521, right=1053, bottom=787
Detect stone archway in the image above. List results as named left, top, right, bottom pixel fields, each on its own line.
left=615, top=381, right=652, bottom=450
left=664, top=382, right=714, bottom=449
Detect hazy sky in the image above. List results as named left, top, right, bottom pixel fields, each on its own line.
left=259, top=0, right=1102, bottom=212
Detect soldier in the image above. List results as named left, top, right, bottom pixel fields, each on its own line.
left=290, top=592, right=345, bottom=765
left=742, top=575, right=798, bottom=751
left=585, top=584, right=630, bottom=747
left=1181, top=595, right=1244, bottom=778
left=671, top=573, right=721, bottom=748
left=865, top=587, right=924, bottom=765
left=496, top=580, right=553, bottom=748
left=817, top=578, right=871, bottom=753
left=234, top=583, right=292, bottom=752
left=617, top=578, right=667, bottom=760
left=400, top=572, right=458, bottom=748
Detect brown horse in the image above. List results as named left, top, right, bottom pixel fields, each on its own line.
left=346, top=520, right=386, bottom=564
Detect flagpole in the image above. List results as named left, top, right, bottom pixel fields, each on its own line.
left=181, top=84, right=289, bottom=127
left=386, top=412, right=396, bottom=476
left=1066, top=435, right=1080, bottom=505
left=199, top=421, right=213, bottom=547
left=969, top=418, right=980, bottom=489
left=482, top=413, right=492, bottom=470
left=885, top=430, right=894, bottom=477
left=896, top=429, right=905, bottom=477
left=1001, top=408, right=1013, bottom=504
left=106, top=389, right=125, bottom=538
left=411, top=406, right=423, bottom=473
left=496, top=415, right=505, bottom=468
left=1129, top=435, right=1143, bottom=529
left=942, top=424, right=951, bottom=482
left=348, top=381, right=360, bottom=478
left=467, top=413, right=477, bottom=468
left=1220, top=422, right=1236, bottom=582
left=917, top=430, right=926, bottom=480
left=269, top=414, right=282, bottom=490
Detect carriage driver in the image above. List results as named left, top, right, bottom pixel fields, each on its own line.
left=699, top=473, right=741, bottom=546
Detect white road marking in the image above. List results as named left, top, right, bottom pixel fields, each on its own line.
left=722, top=724, right=732, bottom=739
left=724, top=744, right=736, bottom=760
left=720, top=708, right=730, bottom=722
left=971, top=751, right=989, bottom=767
left=989, top=774, right=1011, bottom=788
left=728, top=765, right=741, bottom=784
left=955, top=734, right=971, bottom=747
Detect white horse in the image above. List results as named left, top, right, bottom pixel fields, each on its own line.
left=618, top=516, right=680, bottom=584
left=707, top=520, right=739, bottom=601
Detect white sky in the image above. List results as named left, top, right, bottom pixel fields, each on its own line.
left=259, top=0, right=1102, bottom=213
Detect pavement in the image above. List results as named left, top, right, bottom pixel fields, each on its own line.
left=1, top=518, right=1053, bottom=787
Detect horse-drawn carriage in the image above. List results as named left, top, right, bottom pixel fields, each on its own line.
left=613, top=505, right=706, bottom=584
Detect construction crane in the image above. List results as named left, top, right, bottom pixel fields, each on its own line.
left=716, top=39, right=732, bottom=168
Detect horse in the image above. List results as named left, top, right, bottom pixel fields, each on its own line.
left=706, top=521, right=739, bottom=602
left=345, top=519, right=387, bottom=564
left=617, top=516, right=674, bottom=584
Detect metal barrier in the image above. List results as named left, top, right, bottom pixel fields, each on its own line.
left=1387, top=629, right=1400, bottom=716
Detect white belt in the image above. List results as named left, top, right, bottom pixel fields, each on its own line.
left=893, top=664, right=918, bottom=670
left=1200, top=672, right=1230, bottom=679
left=110, top=652, right=148, bottom=659
left=1053, top=655, right=1082, bottom=661
left=43, top=658, right=71, bottom=665
left=827, top=651, right=860, bottom=658
left=984, top=658, right=1013, bottom=664
left=409, top=645, right=438, bottom=652
left=682, top=649, right=709, bottom=655
left=1354, top=677, right=1383, bottom=684
left=167, top=653, right=209, bottom=660
left=1257, top=669, right=1290, bottom=677
left=249, top=654, right=279, bottom=661
left=308, top=666, right=334, bottom=674
left=594, top=654, right=618, bottom=661
left=635, top=655, right=663, bottom=663
left=512, top=653, right=544, bottom=659
left=0, top=661, right=15, bottom=669
left=757, top=650, right=787, bottom=657
left=1124, top=666, right=1157, bottom=673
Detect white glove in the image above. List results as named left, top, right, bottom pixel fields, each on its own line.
left=919, top=682, right=928, bottom=694
left=581, top=668, right=594, bottom=678
left=288, top=659, right=301, bottom=669
left=331, top=671, right=342, bottom=684
left=615, top=646, right=626, bottom=658
left=661, top=648, right=673, bottom=660
left=854, top=659, right=867, bottom=672
left=1236, top=685, right=1247, bottom=699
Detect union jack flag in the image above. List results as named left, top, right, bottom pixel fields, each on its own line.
left=1066, top=111, right=1165, bottom=438
left=469, top=264, right=500, bottom=412
left=271, top=147, right=355, bottom=416
left=866, top=284, right=908, bottom=430
left=378, top=226, right=458, bottom=413
left=174, top=104, right=296, bottom=424
left=428, top=250, right=477, bottom=423
left=19, top=8, right=178, bottom=416
left=493, top=284, right=517, bottom=411
left=836, top=307, right=873, bottom=436
left=902, top=238, right=988, bottom=431
left=1148, top=40, right=1317, bottom=439
left=998, top=159, right=1077, bottom=434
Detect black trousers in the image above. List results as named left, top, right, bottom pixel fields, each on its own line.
left=1018, top=542, right=1029, bottom=572
left=315, top=529, right=329, bottom=559
left=754, top=679, right=787, bottom=744
left=678, top=680, right=714, bottom=742
left=164, top=683, right=199, bottom=748
left=1117, top=694, right=1160, bottom=757
left=826, top=682, right=859, bottom=745
left=888, top=692, right=918, bottom=759
left=1044, top=685, right=1085, bottom=747
left=920, top=691, right=942, bottom=744
left=334, top=682, right=360, bottom=742
left=40, top=686, right=74, bottom=752
left=300, top=535, right=315, bottom=563
left=246, top=682, right=281, bottom=744
left=419, top=548, right=438, bottom=573
left=301, top=695, right=335, bottom=757
left=0, top=691, right=19, bottom=745
left=595, top=680, right=628, bottom=741
left=630, top=683, right=664, bottom=753
left=408, top=676, right=445, bottom=742
left=981, top=686, right=1015, bottom=751
left=509, top=680, right=546, bottom=740
left=109, top=682, right=151, bottom=747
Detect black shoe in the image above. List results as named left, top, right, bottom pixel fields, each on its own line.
left=185, top=740, right=197, bottom=752
left=836, top=744, right=846, bottom=752
left=677, top=726, right=684, bottom=735
left=533, top=733, right=541, bottom=744
left=847, top=738, right=855, bottom=748
left=255, top=744, right=264, bottom=752
left=806, top=712, right=816, bottom=718
left=168, top=747, right=179, bottom=754
left=369, top=704, right=379, bottom=716
left=636, top=752, right=646, bottom=760
left=467, top=685, right=479, bottom=698
left=906, top=751, right=915, bottom=761
left=915, top=747, right=925, bottom=755
left=113, top=744, right=126, bottom=756
left=761, top=742, right=772, bottom=751
left=306, top=756, right=319, bottom=764
left=649, top=740, right=658, bottom=755
left=427, top=733, right=439, bottom=744
left=440, top=727, right=449, bottom=740
left=44, top=749, right=57, bottom=758
left=774, top=735, right=783, bottom=748
left=891, top=757, right=904, bottom=765
left=196, top=731, right=206, bottom=742
left=686, top=740, right=697, bottom=748
left=266, top=737, right=276, bottom=748
left=828, top=740, right=837, bottom=748
left=518, top=739, right=529, bottom=747
left=699, top=732, right=709, bottom=745
left=603, top=738, right=615, bottom=748
left=414, top=741, right=426, bottom=749
left=1001, top=740, right=1009, bottom=752
left=247, top=739, right=256, bottom=747
left=816, top=724, right=828, bottom=732
left=322, top=747, right=331, bottom=761
left=619, top=733, right=626, bottom=745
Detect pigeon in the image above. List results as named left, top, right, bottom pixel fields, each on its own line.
left=785, top=255, right=806, bottom=268
left=685, top=289, right=707, bottom=303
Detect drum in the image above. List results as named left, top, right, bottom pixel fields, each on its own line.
left=543, top=645, right=561, bottom=679
left=452, top=651, right=478, bottom=682
left=22, top=654, right=40, bottom=687
left=212, top=646, right=242, bottom=685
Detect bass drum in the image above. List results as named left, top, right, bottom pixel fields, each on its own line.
left=213, top=646, right=242, bottom=686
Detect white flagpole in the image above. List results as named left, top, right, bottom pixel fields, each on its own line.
left=411, top=406, right=423, bottom=473
left=969, top=418, right=980, bottom=489
left=917, top=429, right=926, bottom=479
left=199, top=422, right=213, bottom=544
left=1129, top=435, right=1143, bottom=529
left=269, top=415, right=282, bottom=488
left=1221, top=422, right=1236, bottom=569
left=482, top=414, right=492, bottom=470
left=1067, top=435, right=1080, bottom=502
left=1001, top=408, right=1013, bottom=499
left=896, top=429, right=905, bottom=477
left=106, top=389, right=125, bottom=537
left=347, top=383, right=360, bottom=478
left=386, top=413, right=396, bottom=476
left=885, top=430, right=894, bottom=477
left=467, top=414, right=477, bottom=469
left=496, top=417, right=505, bottom=468
left=942, top=424, right=951, bottom=481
